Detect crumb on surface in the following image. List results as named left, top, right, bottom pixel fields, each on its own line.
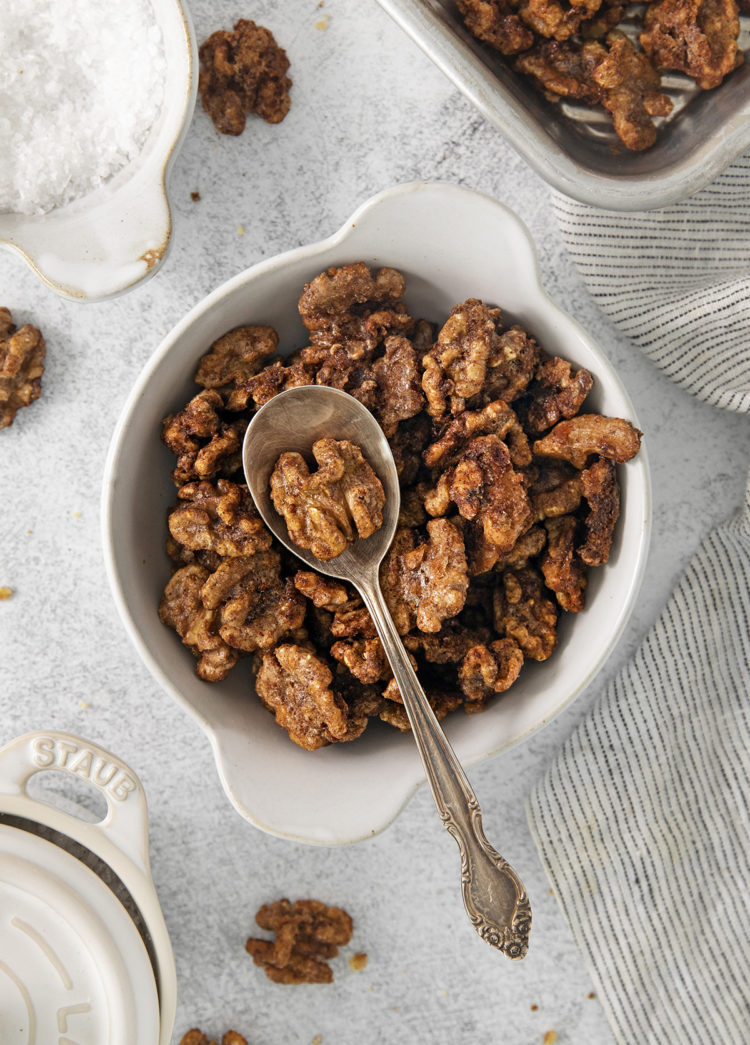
left=237, top=225, right=245, bottom=235
left=543, top=1032, right=558, bottom=1045
left=587, top=992, right=596, bottom=999
left=312, top=1037, right=323, bottom=1045
left=348, top=952, right=367, bottom=971
left=530, top=1003, right=538, bottom=1011
left=0, top=586, right=13, bottom=600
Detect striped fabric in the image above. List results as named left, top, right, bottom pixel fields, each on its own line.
left=527, top=161, right=750, bottom=1044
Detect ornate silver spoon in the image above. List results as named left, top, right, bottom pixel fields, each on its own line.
left=243, top=385, right=531, bottom=958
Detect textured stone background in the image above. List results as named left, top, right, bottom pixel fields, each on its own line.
left=1, top=2, right=748, bottom=1043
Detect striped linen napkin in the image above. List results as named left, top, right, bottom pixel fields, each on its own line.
left=527, top=158, right=750, bottom=1044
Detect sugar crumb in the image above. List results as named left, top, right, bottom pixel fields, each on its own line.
left=72, top=511, right=82, bottom=518
left=315, top=16, right=329, bottom=29
left=542, top=1032, right=558, bottom=1045
left=237, top=225, right=245, bottom=235
left=0, top=587, right=13, bottom=600
left=312, top=1036, right=323, bottom=1045
left=349, top=952, right=367, bottom=971
left=79, top=701, right=90, bottom=709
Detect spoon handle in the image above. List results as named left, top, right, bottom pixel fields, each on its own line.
left=360, top=579, right=532, bottom=959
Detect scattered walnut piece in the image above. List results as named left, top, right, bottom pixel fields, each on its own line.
left=579, top=456, right=620, bottom=565
left=0, top=308, right=46, bottom=430
left=271, top=439, right=385, bottom=560
left=532, top=414, right=642, bottom=469
left=178, top=1032, right=247, bottom=1045
left=641, top=0, right=741, bottom=90
left=199, top=19, right=291, bottom=135
left=246, top=899, right=353, bottom=983
left=349, top=952, right=368, bottom=971
left=0, top=586, right=13, bottom=600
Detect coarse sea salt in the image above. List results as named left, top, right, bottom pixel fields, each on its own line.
left=0, top=0, right=166, bottom=216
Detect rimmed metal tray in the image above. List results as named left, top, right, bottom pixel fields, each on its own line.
left=376, top=0, right=750, bottom=210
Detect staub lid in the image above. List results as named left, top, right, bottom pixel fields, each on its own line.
left=0, top=731, right=176, bottom=1045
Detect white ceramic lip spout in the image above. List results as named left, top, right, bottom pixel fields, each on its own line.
left=0, top=0, right=197, bottom=301
left=243, top=385, right=533, bottom=959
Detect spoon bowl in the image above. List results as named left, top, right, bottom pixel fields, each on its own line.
left=242, top=386, right=400, bottom=582
left=243, top=384, right=532, bottom=959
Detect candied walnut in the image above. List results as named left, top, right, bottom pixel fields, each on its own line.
left=255, top=644, right=350, bottom=748
left=593, top=34, right=673, bottom=152
left=166, top=532, right=222, bottom=572
left=227, top=358, right=314, bottom=411
left=162, top=389, right=246, bottom=485
left=298, top=263, right=405, bottom=334
left=381, top=520, right=469, bottom=634
left=457, top=0, right=535, bottom=54
left=194, top=325, right=278, bottom=392
left=424, top=398, right=531, bottom=470
left=541, top=516, right=588, bottom=612
left=199, top=19, right=291, bottom=134
left=641, top=0, right=741, bottom=90
left=422, top=299, right=503, bottom=418
left=0, top=310, right=45, bottom=430
left=481, top=325, right=540, bottom=407
left=494, top=523, right=547, bottom=570
left=330, top=637, right=390, bottom=684
left=390, top=414, right=432, bottom=487
left=178, top=1033, right=247, bottom=1045
left=459, top=639, right=524, bottom=710
left=371, top=335, right=425, bottom=436
left=529, top=463, right=583, bottom=521
left=294, top=571, right=350, bottom=610
left=433, top=435, right=533, bottom=556
left=516, top=38, right=606, bottom=98
left=581, top=0, right=627, bottom=37
left=330, top=604, right=377, bottom=639
left=579, top=457, right=620, bottom=566
left=201, top=551, right=305, bottom=652
left=271, top=439, right=385, bottom=560
left=168, top=479, right=272, bottom=558
left=404, top=619, right=491, bottom=664
left=524, top=356, right=594, bottom=433
left=494, top=566, right=558, bottom=661
left=532, top=413, right=642, bottom=469
left=246, top=898, right=353, bottom=984
left=518, top=0, right=603, bottom=41
left=159, top=565, right=239, bottom=681
left=380, top=688, right=463, bottom=731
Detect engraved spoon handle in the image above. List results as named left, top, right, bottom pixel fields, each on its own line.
left=359, top=576, right=531, bottom=959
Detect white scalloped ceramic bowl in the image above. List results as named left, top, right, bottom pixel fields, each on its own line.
left=102, top=182, right=651, bottom=844
left=0, top=0, right=196, bottom=301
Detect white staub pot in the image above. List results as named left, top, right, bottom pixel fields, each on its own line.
left=0, top=731, right=176, bottom=1045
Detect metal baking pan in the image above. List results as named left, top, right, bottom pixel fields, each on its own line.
left=376, top=0, right=750, bottom=210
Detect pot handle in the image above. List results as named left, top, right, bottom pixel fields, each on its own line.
left=0, top=731, right=151, bottom=876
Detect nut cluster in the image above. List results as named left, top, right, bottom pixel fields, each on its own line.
left=160, top=262, right=642, bottom=750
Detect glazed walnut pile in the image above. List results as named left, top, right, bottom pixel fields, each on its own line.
left=0, top=307, right=46, bottom=429
left=160, top=262, right=642, bottom=750
left=458, top=0, right=744, bottom=150
left=245, top=898, right=354, bottom=984
left=198, top=19, right=291, bottom=135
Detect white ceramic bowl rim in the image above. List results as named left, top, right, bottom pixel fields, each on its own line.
left=102, top=181, right=652, bottom=845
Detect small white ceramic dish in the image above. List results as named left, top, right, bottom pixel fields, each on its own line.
left=102, top=181, right=651, bottom=845
left=0, top=730, right=176, bottom=1045
left=0, top=0, right=196, bottom=301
